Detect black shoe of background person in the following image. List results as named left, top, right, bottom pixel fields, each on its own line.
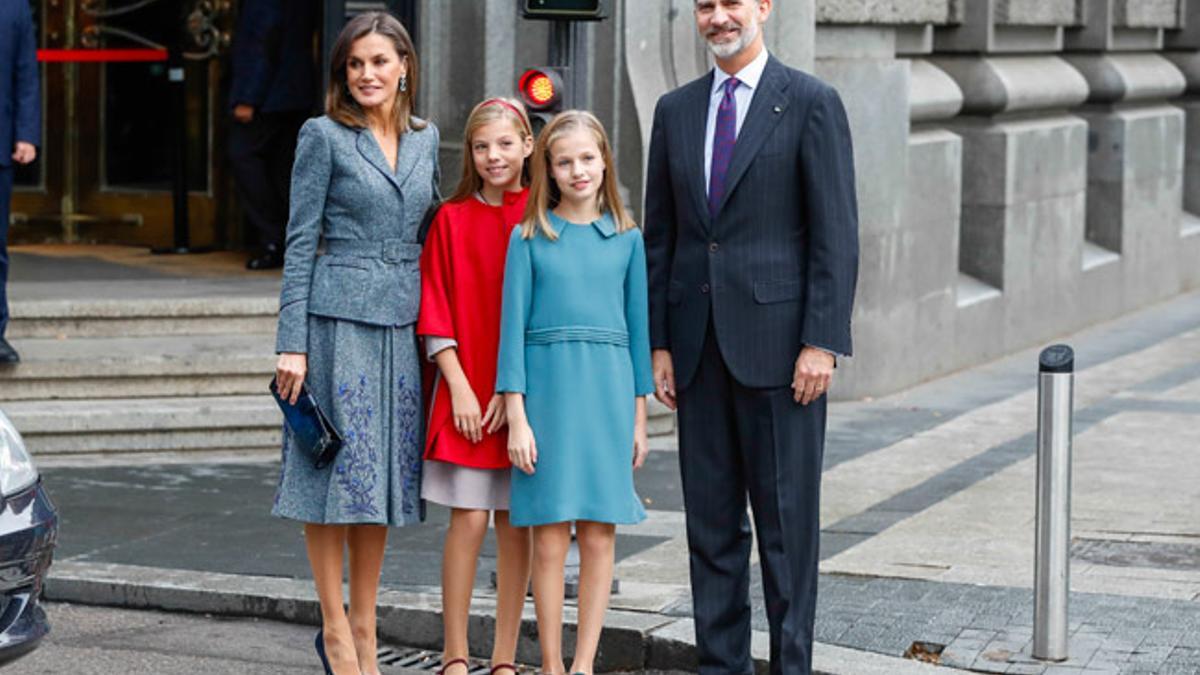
left=0, top=337, right=19, bottom=365
left=246, top=244, right=284, bottom=270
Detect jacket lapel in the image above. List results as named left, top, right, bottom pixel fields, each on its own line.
left=393, top=128, right=425, bottom=189
left=713, top=56, right=791, bottom=219
left=356, top=129, right=403, bottom=194
left=684, top=72, right=715, bottom=232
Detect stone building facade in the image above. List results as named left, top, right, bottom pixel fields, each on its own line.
left=416, top=0, right=1200, bottom=398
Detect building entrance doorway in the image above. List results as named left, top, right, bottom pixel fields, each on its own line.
left=12, top=0, right=235, bottom=248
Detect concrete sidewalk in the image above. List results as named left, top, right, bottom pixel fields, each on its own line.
left=18, top=268, right=1200, bottom=672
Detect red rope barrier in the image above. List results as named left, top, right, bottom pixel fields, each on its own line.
left=37, top=49, right=169, bottom=63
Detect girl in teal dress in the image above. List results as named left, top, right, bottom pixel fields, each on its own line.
left=496, top=111, right=653, bottom=675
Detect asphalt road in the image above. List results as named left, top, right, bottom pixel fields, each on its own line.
left=7, top=603, right=689, bottom=674
left=7, top=602, right=328, bottom=674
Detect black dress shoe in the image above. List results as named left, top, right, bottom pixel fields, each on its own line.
left=0, top=337, right=19, bottom=364
left=246, top=245, right=284, bottom=270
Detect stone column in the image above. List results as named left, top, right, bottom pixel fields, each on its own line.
left=1064, top=51, right=1188, bottom=312
left=1166, top=50, right=1200, bottom=217
left=814, top=25, right=912, bottom=397
left=1172, top=47, right=1200, bottom=289
left=1066, top=0, right=1171, bottom=51
left=904, top=59, right=966, bottom=380
left=767, top=0, right=815, bottom=73
left=483, top=0, right=518, bottom=98
left=932, top=56, right=1091, bottom=345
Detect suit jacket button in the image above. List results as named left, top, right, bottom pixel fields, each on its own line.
left=701, top=283, right=710, bottom=294
left=709, top=242, right=719, bottom=253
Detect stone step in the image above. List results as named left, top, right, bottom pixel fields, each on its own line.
left=0, top=333, right=276, bottom=401
left=7, top=296, right=279, bottom=339
left=0, top=331, right=677, bottom=436
left=2, top=395, right=282, bottom=455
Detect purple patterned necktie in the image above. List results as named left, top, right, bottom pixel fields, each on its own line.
left=708, top=77, right=741, bottom=216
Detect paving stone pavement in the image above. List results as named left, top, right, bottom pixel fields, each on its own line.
left=21, top=285, right=1200, bottom=672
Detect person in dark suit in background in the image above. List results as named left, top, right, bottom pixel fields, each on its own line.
left=643, top=1, right=859, bottom=673
left=0, top=0, right=40, bottom=364
left=228, top=0, right=318, bottom=270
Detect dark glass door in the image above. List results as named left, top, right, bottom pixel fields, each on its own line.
left=11, top=0, right=234, bottom=247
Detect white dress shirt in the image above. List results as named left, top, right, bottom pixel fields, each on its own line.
left=704, top=46, right=770, bottom=195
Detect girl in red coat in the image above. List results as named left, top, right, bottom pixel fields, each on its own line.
left=418, top=97, right=534, bottom=675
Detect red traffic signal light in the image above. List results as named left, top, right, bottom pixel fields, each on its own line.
left=518, top=68, right=565, bottom=112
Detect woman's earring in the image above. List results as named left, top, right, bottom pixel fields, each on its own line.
left=399, top=76, right=408, bottom=93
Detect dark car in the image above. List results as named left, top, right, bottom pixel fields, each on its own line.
left=0, top=410, right=58, bottom=665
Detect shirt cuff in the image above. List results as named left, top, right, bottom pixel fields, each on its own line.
left=425, top=336, right=457, bottom=361
left=806, top=344, right=843, bottom=367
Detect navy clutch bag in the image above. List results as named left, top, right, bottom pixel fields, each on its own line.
left=270, top=378, right=343, bottom=469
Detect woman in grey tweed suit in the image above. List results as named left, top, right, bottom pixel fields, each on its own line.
left=271, top=13, right=438, bottom=675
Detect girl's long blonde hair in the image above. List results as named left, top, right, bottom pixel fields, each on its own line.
left=446, top=97, right=534, bottom=204
left=520, top=110, right=636, bottom=240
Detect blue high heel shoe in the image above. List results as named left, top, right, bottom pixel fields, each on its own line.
left=315, top=630, right=333, bottom=675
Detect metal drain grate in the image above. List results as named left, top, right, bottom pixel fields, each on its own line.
left=377, top=647, right=537, bottom=673
left=1072, top=538, right=1200, bottom=572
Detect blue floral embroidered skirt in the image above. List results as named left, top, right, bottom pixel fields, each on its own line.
left=272, top=315, right=425, bottom=526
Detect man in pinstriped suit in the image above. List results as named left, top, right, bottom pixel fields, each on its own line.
left=643, top=1, right=859, bottom=672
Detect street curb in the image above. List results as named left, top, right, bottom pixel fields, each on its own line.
left=45, top=561, right=962, bottom=674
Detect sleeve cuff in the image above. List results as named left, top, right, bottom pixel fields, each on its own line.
left=425, top=336, right=457, bottom=361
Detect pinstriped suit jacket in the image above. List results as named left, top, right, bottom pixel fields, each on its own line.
left=644, top=55, right=859, bottom=390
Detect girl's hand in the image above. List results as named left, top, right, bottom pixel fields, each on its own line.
left=450, top=383, right=484, bottom=443
left=633, top=421, right=649, bottom=470
left=275, top=353, right=308, bottom=405
left=482, top=394, right=507, bottom=434
left=508, top=421, right=537, bottom=475
left=633, top=397, right=649, bottom=469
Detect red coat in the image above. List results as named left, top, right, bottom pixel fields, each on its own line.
left=418, top=189, right=529, bottom=468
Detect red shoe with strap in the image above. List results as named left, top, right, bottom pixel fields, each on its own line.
left=438, top=658, right=470, bottom=675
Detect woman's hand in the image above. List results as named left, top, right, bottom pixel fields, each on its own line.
left=507, top=420, right=537, bottom=475
left=633, top=397, right=649, bottom=469
left=482, top=394, right=507, bottom=435
left=450, top=382, right=484, bottom=443
left=275, top=353, right=308, bottom=405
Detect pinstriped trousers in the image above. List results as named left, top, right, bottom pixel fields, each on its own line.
left=0, top=166, right=11, bottom=338
left=677, top=322, right=826, bottom=675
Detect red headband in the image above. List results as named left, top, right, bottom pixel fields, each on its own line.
left=480, top=98, right=531, bottom=135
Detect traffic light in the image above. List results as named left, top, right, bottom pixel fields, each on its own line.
left=518, top=67, right=566, bottom=136
left=521, top=0, right=608, bottom=21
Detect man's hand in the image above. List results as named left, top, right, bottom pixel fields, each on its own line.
left=233, top=104, right=255, bottom=124
left=652, top=349, right=676, bottom=411
left=792, top=346, right=834, bottom=405
left=12, top=142, right=36, bottom=165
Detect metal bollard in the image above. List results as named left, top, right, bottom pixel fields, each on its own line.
left=1033, top=344, right=1074, bottom=662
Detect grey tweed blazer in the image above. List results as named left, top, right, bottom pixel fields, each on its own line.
left=275, top=115, right=440, bottom=354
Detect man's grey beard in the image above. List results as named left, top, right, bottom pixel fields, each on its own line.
left=706, top=16, right=760, bottom=60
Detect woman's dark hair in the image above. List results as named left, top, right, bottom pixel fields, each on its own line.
left=325, top=12, right=426, bottom=132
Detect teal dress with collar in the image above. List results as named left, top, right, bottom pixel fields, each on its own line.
left=496, top=210, right=654, bottom=527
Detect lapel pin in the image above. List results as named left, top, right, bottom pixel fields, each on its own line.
left=773, top=106, right=782, bottom=114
